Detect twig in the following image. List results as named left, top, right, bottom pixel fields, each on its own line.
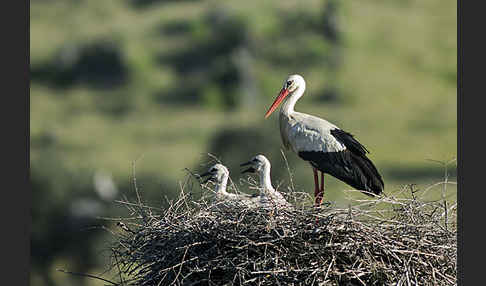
left=57, top=269, right=119, bottom=285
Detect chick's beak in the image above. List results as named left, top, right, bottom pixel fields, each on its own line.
left=240, top=161, right=256, bottom=174
left=199, top=171, right=213, bottom=184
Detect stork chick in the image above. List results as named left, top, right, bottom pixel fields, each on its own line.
left=199, top=164, right=256, bottom=206
left=240, top=155, right=290, bottom=208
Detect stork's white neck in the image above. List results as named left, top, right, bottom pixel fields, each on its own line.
left=258, top=164, right=274, bottom=194
left=215, top=174, right=229, bottom=194
left=281, top=84, right=305, bottom=117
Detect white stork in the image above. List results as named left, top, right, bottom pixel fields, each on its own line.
left=264, top=74, right=384, bottom=206
left=199, top=164, right=256, bottom=206
left=240, top=154, right=291, bottom=208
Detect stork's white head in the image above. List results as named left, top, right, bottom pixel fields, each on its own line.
left=199, top=163, right=229, bottom=184
left=284, top=74, right=305, bottom=93
left=240, top=154, right=271, bottom=174
left=265, top=74, right=306, bottom=118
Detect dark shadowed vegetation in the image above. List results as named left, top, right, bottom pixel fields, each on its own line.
left=31, top=39, right=130, bottom=89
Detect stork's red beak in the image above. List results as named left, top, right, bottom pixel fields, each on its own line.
left=264, top=88, right=289, bottom=118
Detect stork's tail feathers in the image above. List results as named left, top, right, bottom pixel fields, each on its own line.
left=349, top=152, right=384, bottom=196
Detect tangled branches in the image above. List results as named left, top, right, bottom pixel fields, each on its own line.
left=107, top=181, right=456, bottom=286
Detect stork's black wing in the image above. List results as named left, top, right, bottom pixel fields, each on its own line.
left=330, top=129, right=369, bottom=156
left=298, top=128, right=384, bottom=196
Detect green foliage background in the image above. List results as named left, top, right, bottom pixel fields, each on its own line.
left=30, top=0, right=456, bottom=285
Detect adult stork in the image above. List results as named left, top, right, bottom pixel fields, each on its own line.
left=240, top=154, right=291, bottom=208
left=264, top=74, right=384, bottom=206
left=199, top=164, right=256, bottom=207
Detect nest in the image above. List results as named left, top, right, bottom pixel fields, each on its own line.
left=109, top=182, right=456, bottom=286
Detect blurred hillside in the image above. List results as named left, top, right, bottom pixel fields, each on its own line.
left=30, top=0, right=456, bottom=285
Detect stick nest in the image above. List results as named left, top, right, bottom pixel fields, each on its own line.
left=110, top=184, right=456, bottom=286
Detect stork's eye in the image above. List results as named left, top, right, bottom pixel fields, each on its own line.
left=286, top=80, right=292, bottom=87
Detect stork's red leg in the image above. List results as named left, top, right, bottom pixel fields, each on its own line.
left=313, top=168, right=320, bottom=206
left=316, top=172, right=325, bottom=205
